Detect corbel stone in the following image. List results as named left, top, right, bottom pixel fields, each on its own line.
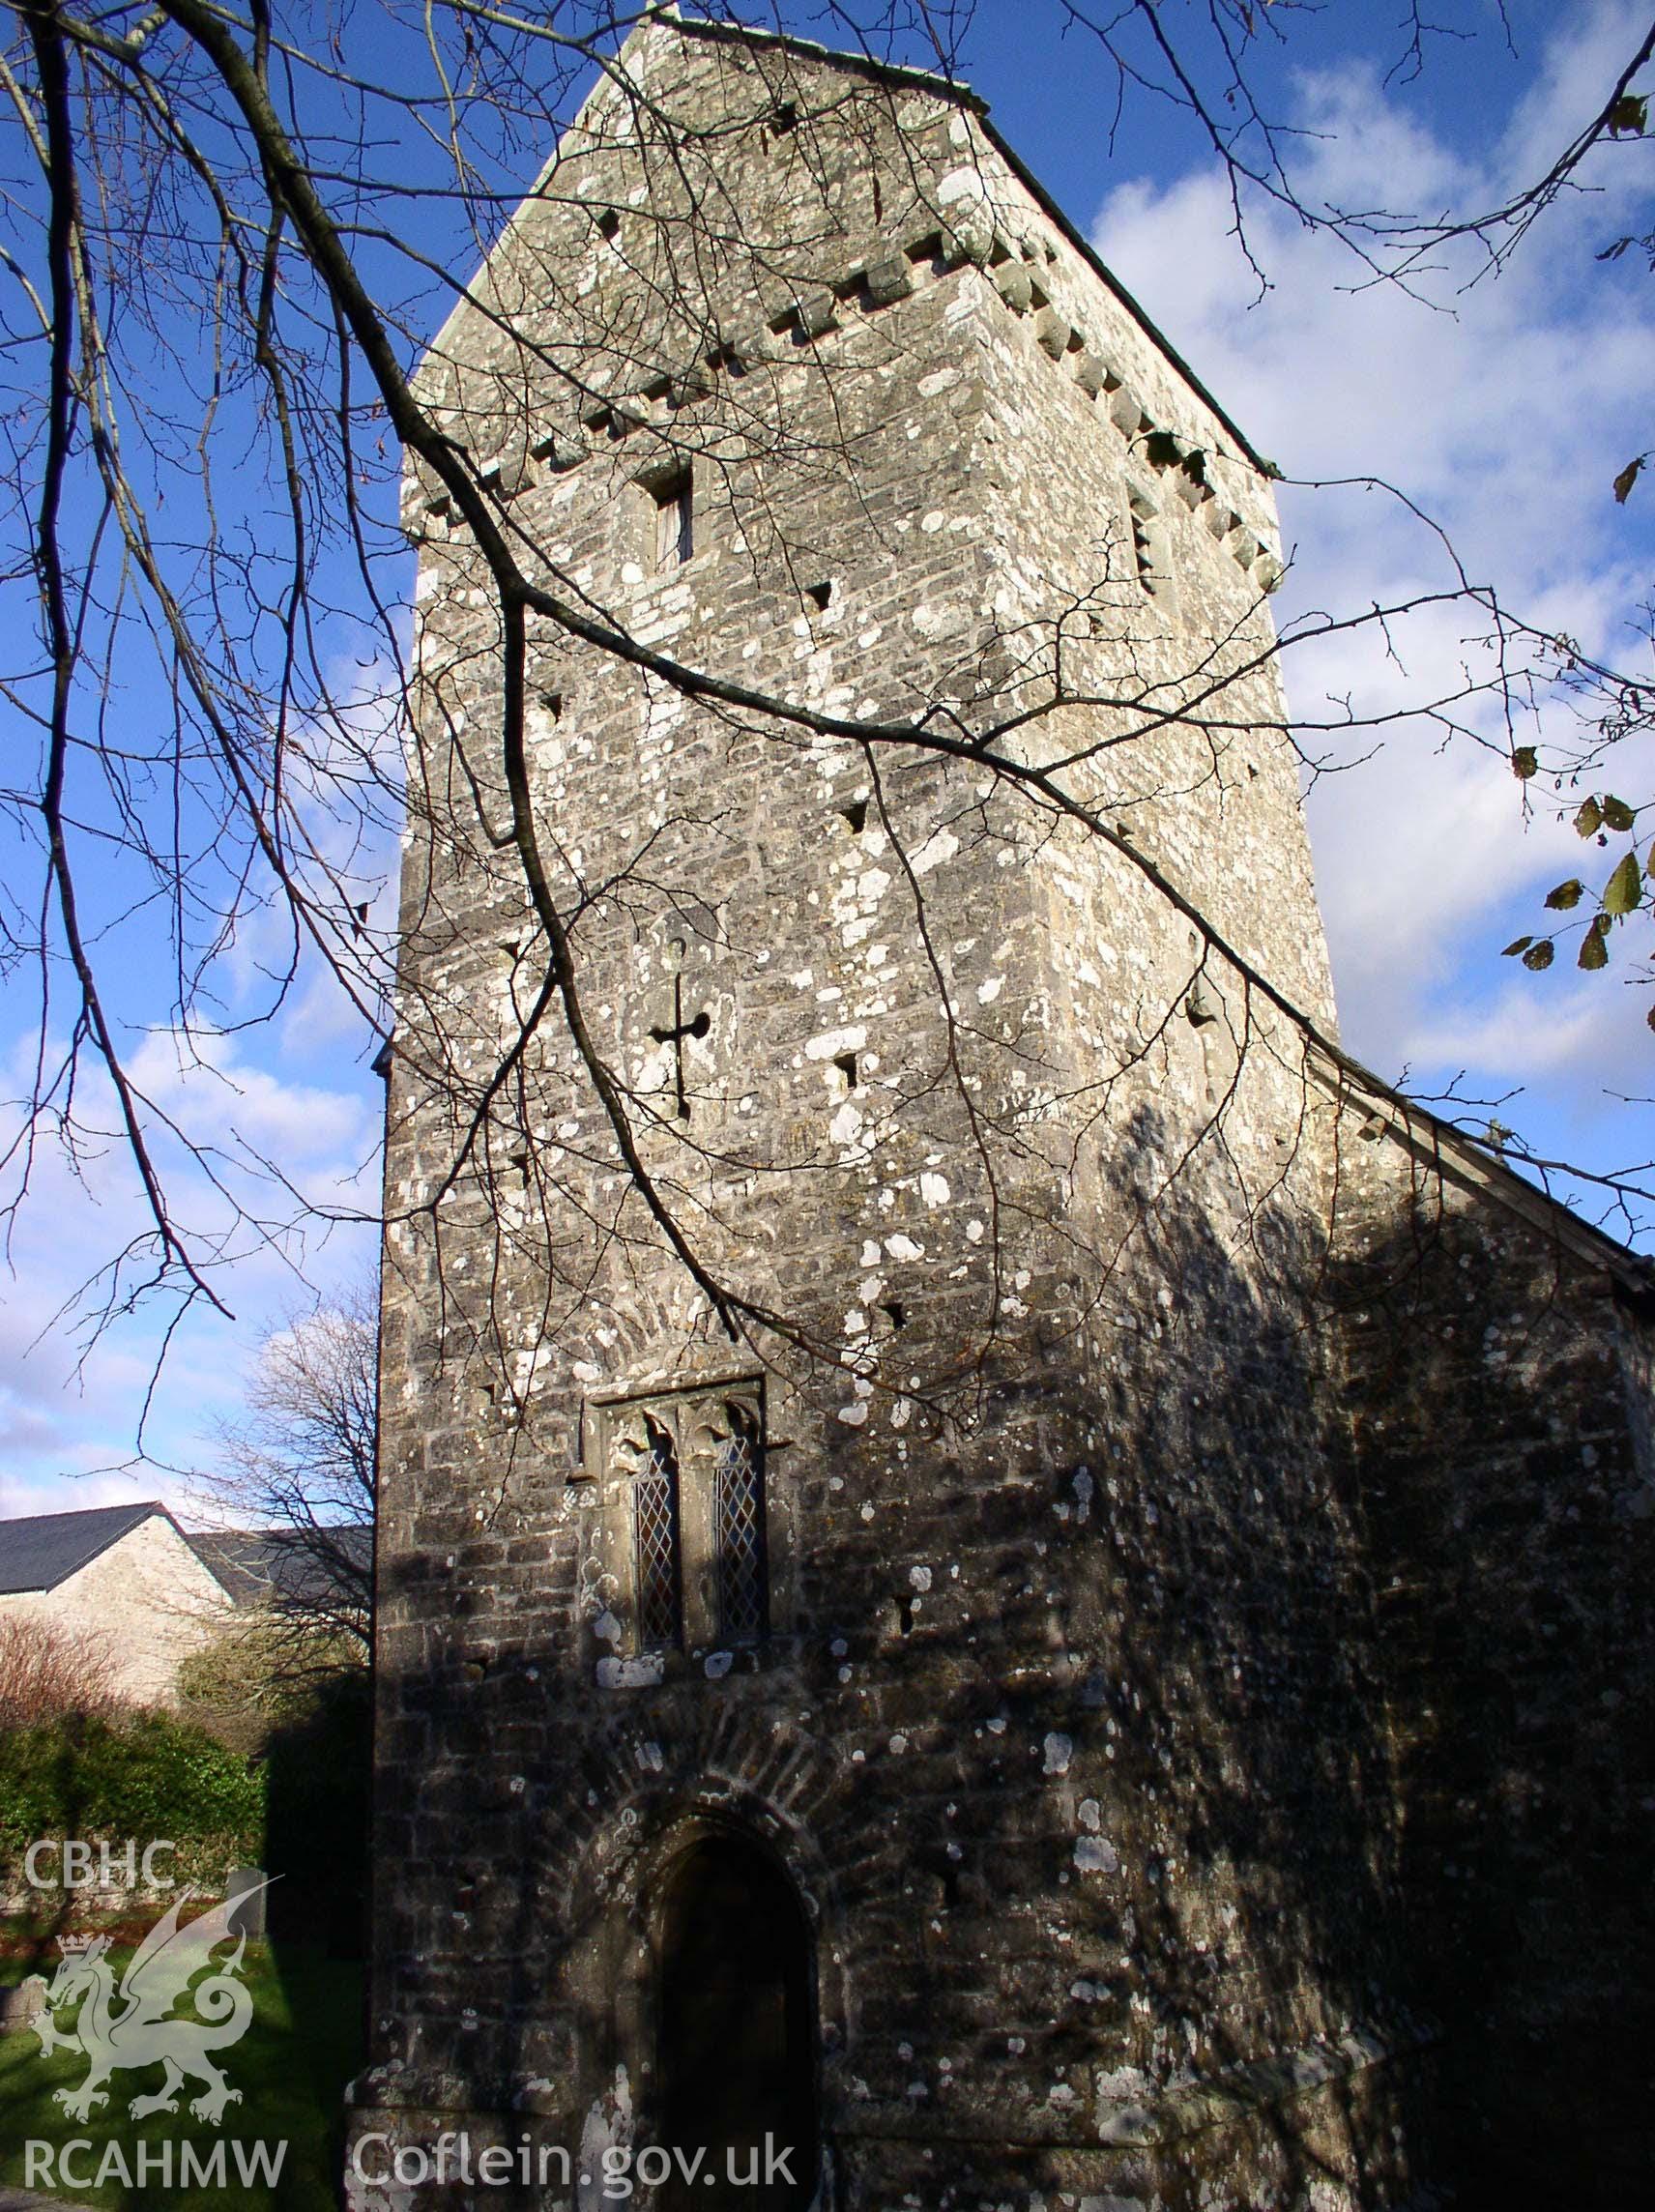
left=937, top=220, right=987, bottom=269
left=1034, top=308, right=1069, bottom=361
left=794, top=290, right=838, bottom=339
left=400, top=475, right=443, bottom=539
left=1109, top=385, right=1145, bottom=438
left=993, top=262, right=1032, bottom=314
left=670, top=362, right=716, bottom=405
left=1074, top=352, right=1109, bottom=399
left=863, top=256, right=914, bottom=308
left=530, top=429, right=584, bottom=473
left=482, top=439, right=536, bottom=500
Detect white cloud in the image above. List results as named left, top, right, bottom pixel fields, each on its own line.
left=1090, top=1, right=1655, bottom=1143
left=0, top=1021, right=380, bottom=1518
left=0, top=1466, right=173, bottom=1522
left=1407, top=976, right=1631, bottom=1090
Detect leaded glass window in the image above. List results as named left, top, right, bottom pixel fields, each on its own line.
left=633, top=1417, right=682, bottom=1649
left=714, top=1403, right=768, bottom=1643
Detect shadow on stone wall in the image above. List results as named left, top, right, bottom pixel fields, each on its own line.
left=1328, top=1194, right=1655, bottom=2211
left=358, top=1119, right=1484, bottom=2209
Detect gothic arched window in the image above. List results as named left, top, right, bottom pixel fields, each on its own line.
left=633, top=1416, right=683, bottom=1650
left=714, top=1402, right=768, bottom=1644
left=599, top=1383, right=771, bottom=1659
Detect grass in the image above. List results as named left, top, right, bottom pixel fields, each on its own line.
left=0, top=1915, right=362, bottom=2212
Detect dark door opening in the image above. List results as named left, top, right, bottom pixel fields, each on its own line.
left=655, top=1835, right=818, bottom=2211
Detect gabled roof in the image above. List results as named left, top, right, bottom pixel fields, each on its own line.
left=1307, top=1047, right=1655, bottom=1296
left=0, top=1500, right=172, bottom=1595
left=188, top=1527, right=372, bottom=1611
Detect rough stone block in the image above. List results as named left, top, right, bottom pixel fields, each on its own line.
left=0, top=1974, right=46, bottom=2029
left=863, top=256, right=914, bottom=307
left=225, top=1866, right=269, bottom=1937
left=795, top=290, right=838, bottom=338
left=1034, top=308, right=1070, bottom=360
left=994, top=261, right=1033, bottom=314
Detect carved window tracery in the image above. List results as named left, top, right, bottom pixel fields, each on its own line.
left=602, top=1382, right=769, bottom=1657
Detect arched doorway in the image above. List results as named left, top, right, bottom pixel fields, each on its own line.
left=654, top=1833, right=818, bottom=2210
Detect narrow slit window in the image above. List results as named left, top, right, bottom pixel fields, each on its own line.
left=653, top=467, right=694, bottom=568
left=634, top=1416, right=683, bottom=1649
left=714, top=1403, right=768, bottom=1644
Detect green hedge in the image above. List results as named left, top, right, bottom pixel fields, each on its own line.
left=0, top=1711, right=264, bottom=1877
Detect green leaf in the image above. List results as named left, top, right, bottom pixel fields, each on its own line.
left=1579, top=917, right=1611, bottom=970
left=1544, top=879, right=1584, bottom=910
left=1502, top=935, right=1534, bottom=956
left=1602, top=795, right=1637, bottom=830
left=1521, top=939, right=1555, bottom=971
left=1603, top=850, right=1643, bottom=916
left=1575, top=797, right=1603, bottom=837
left=1608, top=93, right=1648, bottom=137
left=1511, top=746, right=1539, bottom=780
left=1614, top=454, right=1645, bottom=505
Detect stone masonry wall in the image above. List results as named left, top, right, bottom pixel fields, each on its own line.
left=1324, top=1097, right=1655, bottom=2206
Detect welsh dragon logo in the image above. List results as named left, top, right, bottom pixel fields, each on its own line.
left=32, top=1881, right=272, bottom=2124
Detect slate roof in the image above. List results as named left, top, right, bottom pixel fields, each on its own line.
left=0, top=1500, right=171, bottom=1595
left=0, top=1500, right=372, bottom=1615
left=188, top=1526, right=372, bottom=1611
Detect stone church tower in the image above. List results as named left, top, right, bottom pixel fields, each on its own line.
left=354, top=16, right=1654, bottom=2210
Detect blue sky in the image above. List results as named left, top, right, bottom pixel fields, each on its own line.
left=2, top=0, right=1650, bottom=1524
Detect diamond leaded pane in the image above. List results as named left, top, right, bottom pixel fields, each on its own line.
left=715, top=1409, right=767, bottom=1643
left=634, top=1423, right=682, bottom=1649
